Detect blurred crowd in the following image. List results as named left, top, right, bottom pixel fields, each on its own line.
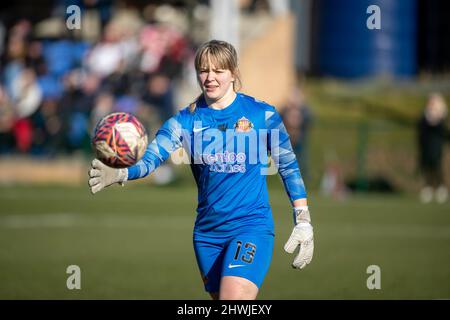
left=0, top=1, right=197, bottom=157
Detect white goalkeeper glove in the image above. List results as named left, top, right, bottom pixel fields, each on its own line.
left=88, top=159, right=128, bottom=194
left=284, top=206, right=314, bottom=269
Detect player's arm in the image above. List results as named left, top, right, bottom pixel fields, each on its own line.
left=127, top=116, right=184, bottom=180
left=267, top=109, right=314, bottom=269
left=89, top=115, right=185, bottom=194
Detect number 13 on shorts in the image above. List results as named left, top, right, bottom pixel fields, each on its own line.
left=222, top=234, right=274, bottom=288
left=233, top=241, right=256, bottom=264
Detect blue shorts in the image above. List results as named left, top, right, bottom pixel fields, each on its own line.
left=193, top=232, right=274, bottom=293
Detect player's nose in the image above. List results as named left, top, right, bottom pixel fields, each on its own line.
left=206, top=71, right=216, bottom=80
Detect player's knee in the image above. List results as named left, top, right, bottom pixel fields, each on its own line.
left=220, top=288, right=258, bottom=300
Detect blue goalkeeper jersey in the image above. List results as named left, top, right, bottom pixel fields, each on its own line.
left=127, top=93, right=307, bottom=236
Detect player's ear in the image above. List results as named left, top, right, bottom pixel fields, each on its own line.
left=231, top=69, right=237, bottom=82
left=234, top=67, right=239, bottom=77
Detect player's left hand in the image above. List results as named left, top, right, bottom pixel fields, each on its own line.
left=284, top=207, right=314, bottom=269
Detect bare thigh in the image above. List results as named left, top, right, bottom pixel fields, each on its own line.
left=219, top=276, right=259, bottom=300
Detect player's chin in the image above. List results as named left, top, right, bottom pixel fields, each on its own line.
left=203, top=88, right=220, bottom=99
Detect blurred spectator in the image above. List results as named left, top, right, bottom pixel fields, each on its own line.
left=61, top=71, right=100, bottom=153
left=11, top=68, right=42, bottom=119
left=0, top=85, right=15, bottom=154
left=139, top=24, right=188, bottom=78
left=26, top=40, right=47, bottom=76
left=142, top=72, right=175, bottom=123
left=417, top=93, right=449, bottom=204
left=113, top=94, right=139, bottom=114
left=2, top=22, right=29, bottom=99
left=85, top=22, right=128, bottom=78
left=31, top=98, right=63, bottom=156
left=320, top=160, right=348, bottom=201
left=10, top=68, right=43, bottom=153
left=281, top=87, right=313, bottom=183
left=90, top=91, right=114, bottom=131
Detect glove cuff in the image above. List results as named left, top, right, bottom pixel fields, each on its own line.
left=118, top=168, right=128, bottom=186
left=293, top=206, right=311, bottom=225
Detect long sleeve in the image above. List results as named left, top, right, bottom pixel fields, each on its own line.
left=266, top=109, right=307, bottom=202
left=127, top=115, right=184, bottom=180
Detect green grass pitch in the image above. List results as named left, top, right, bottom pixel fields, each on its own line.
left=0, top=179, right=449, bottom=299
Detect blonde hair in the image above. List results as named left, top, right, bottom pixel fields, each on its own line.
left=189, top=40, right=242, bottom=113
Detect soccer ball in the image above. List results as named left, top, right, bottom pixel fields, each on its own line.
left=92, top=112, right=148, bottom=168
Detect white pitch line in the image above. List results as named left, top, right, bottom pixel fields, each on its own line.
left=0, top=213, right=145, bottom=229
left=0, top=213, right=190, bottom=229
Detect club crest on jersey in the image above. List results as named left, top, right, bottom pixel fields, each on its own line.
left=234, top=117, right=253, bottom=132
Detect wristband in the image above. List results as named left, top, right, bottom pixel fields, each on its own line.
left=293, top=206, right=311, bottom=225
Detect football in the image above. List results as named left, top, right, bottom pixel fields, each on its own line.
left=92, top=112, right=148, bottom=168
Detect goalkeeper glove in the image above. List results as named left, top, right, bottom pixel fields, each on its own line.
left=88, top=159, right=128, bottom=194
left=284, top=206, right=314, bottom=269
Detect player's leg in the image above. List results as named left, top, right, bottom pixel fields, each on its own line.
left=420, top=166, right=434, bottom=203
left=220, top=275, right=258, bottom=300
left=193, top=234, right=226, bottom=299
left=219, top=233, right=274, bottom=300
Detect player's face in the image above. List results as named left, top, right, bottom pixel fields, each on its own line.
left=197, top=62, right=235, bottom=103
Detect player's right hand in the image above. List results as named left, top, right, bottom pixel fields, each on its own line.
left=88, top=159, right=128, bottom=194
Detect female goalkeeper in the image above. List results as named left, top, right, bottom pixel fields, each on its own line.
left=88, top=40, right=314, bottom=300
